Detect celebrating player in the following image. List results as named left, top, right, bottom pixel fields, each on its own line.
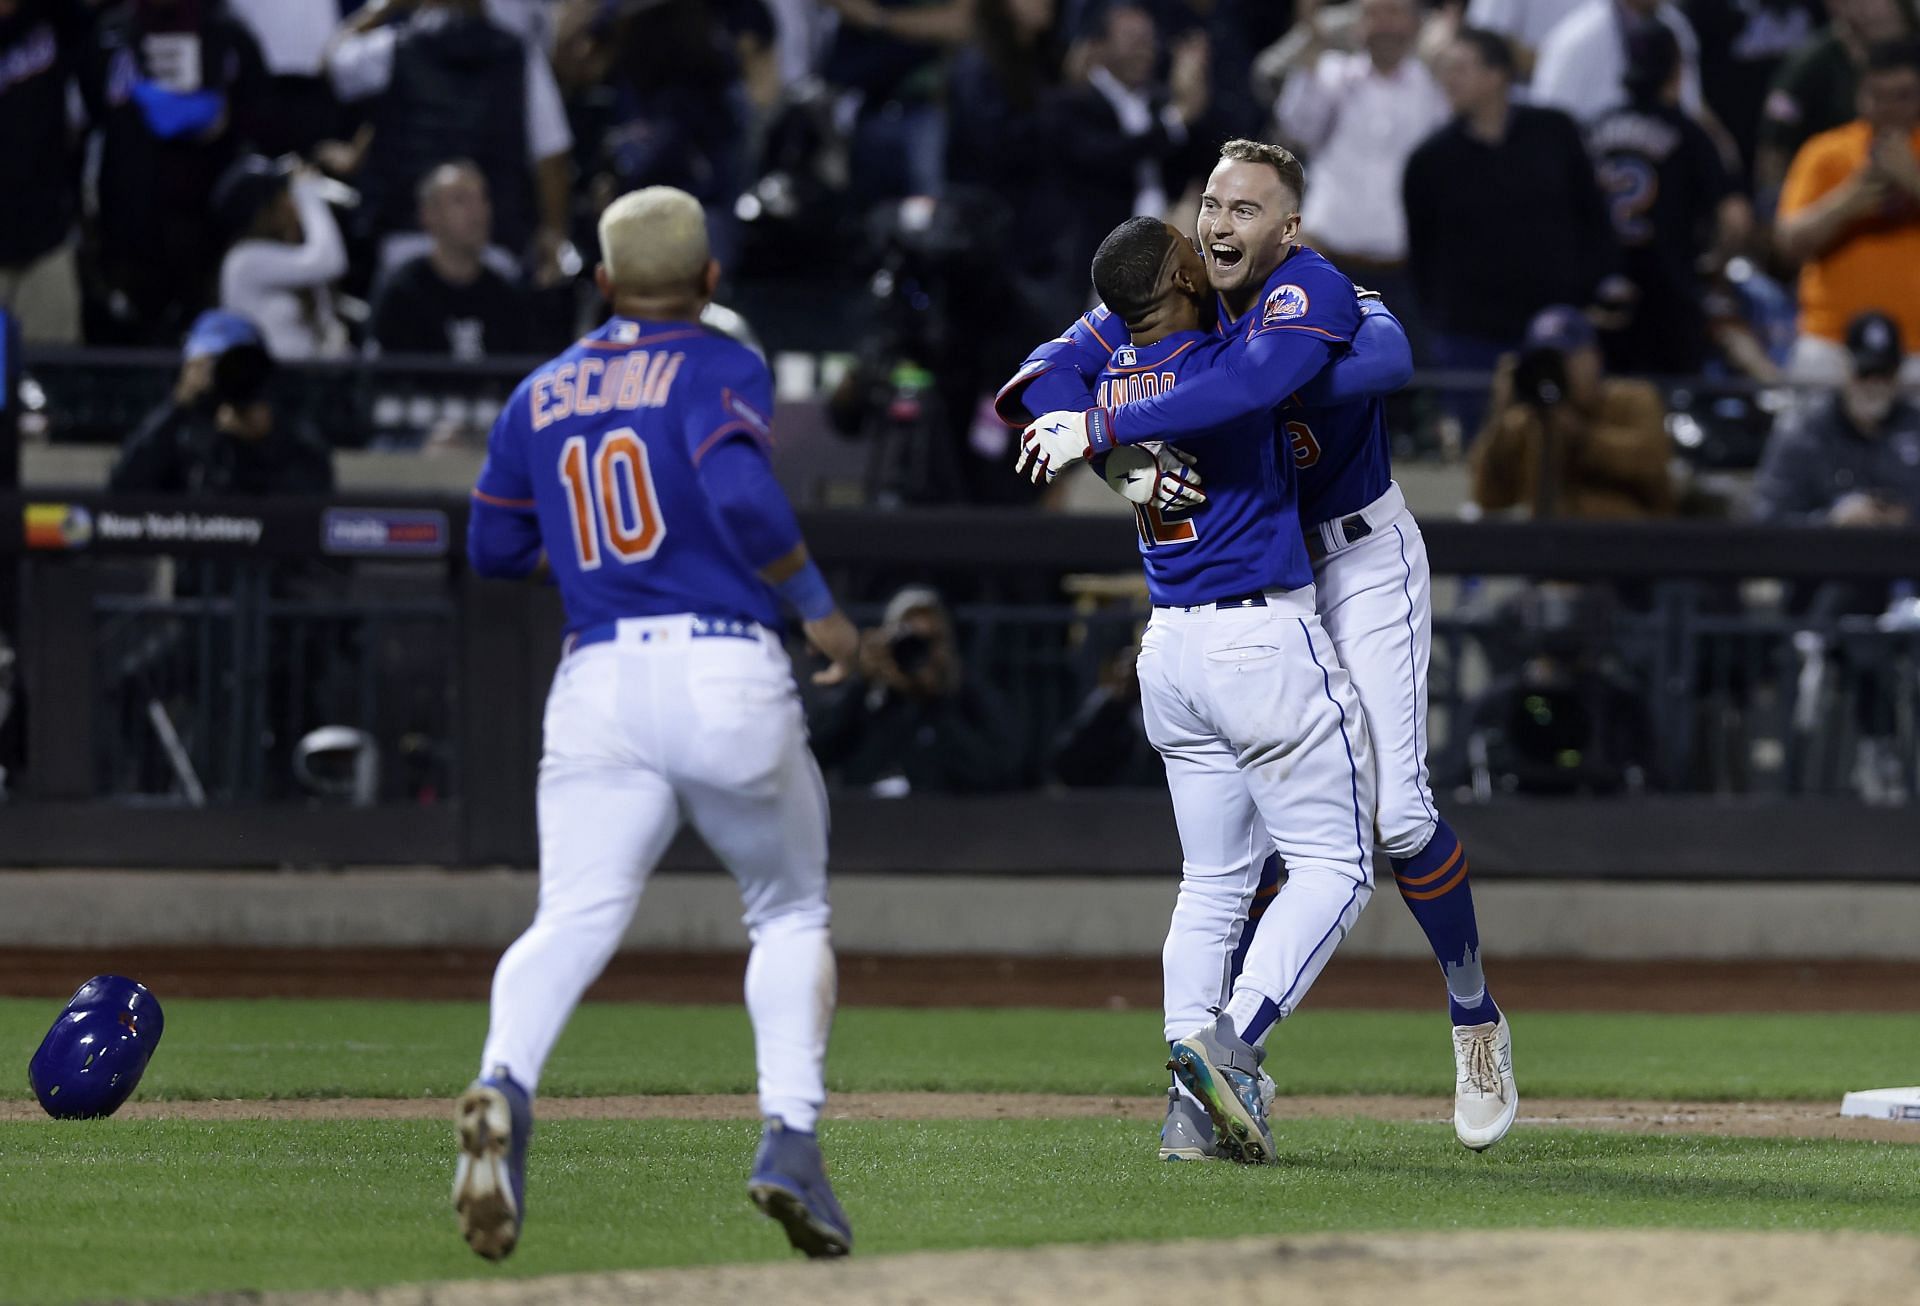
left=1053, top=214, right=1379, bottom=1165
left=1002, top=139, right=1518, bottom=1156
left=458, top=187, right=859, bottom=1261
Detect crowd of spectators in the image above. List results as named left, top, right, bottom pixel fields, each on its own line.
left=0, top=0, right=1916, bottom=511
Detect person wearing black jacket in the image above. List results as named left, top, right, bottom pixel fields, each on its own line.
left=1404, top=26, right=1618, bottom=436
left=0, top=0, right=91, bottom=343
left=77, top=0, right=271, bottom=345
left=109, top=315, right=334, bottom=496
left=1049, top=4, right=1210, bottom=292
left=809, top=586, right=1021, bottom=795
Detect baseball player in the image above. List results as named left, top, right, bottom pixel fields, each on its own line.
left=1020, top=214, right=1378, bottom=1165
left=1005, top=139, right=1517, bottom=1155
left=459, top=187, right=858, bottom=1261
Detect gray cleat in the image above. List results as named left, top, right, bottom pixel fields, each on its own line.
left=1159, top=1087, right=1219, bottom=1161
left=1168, top=1012, right=1276, bottom=1165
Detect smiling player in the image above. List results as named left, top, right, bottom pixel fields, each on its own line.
left=1003, top=139, right=1517, bottom=1155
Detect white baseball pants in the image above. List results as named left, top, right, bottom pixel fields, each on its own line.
left=479, top=616, right=836, bottom=1132
left=1141, top=588, right=1376, bottom=1043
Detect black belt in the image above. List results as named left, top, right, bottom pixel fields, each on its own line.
left=1156, top=592, right=1271, bottom=612
left=1306, top=513, right=1374, bottom=564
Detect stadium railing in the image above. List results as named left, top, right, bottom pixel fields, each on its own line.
left=2, top=494, right=1920, bottom=879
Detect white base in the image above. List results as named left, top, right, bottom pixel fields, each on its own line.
left=1839, top=1087, right=1920, bottom=1121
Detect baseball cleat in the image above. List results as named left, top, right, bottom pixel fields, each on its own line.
left=1452, top=1016, right=1517, bottom=1151
left=748, top=1118, right=853, bottom=1258
left=1167, top=1012, right=1276, bottom=1165
left=1159, top=1087, right=1219, bottom=1161
left=453, top=1069, right=533, bottom=1261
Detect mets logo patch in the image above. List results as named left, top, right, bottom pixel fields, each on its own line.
left=1262, top=283, right=1310, bottom=326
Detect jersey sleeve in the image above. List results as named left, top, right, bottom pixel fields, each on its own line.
left=993, top=306, right=1117, bottom=425
left=468, top=382, right=544, bottom=578
left=682, top=350, right=805, bottom=572
left=1295, top=303, right=1412, bottom=406
left=1107, top=264, right=1356, bottom=445
left=1778, top=132, right=1848, bottom=219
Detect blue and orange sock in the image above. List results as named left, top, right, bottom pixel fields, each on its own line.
left=1227, top=851, right=1283, bottom=986
left=1391, top=818, right=1499, bottom=1027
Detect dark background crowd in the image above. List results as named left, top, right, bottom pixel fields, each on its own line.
left=3, top=0, right=1919, bottom=505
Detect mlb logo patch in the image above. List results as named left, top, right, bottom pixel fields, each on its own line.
left=1262, top=284, right=1310, bottom=326
left=1115, top=346, right=1137, bottom=367
left=612, top=320, right=641, bottom=343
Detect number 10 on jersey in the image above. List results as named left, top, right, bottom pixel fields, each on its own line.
left=559, top=428, right=666, bottom=568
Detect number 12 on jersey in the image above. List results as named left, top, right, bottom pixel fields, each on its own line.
left=559, top=428, right=666, bottom=569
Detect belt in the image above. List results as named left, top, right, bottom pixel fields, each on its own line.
left=564, top=614, right=765, bottom=655
left=1305, top=513, right=1374, bottom=564
left=1155, top=591, right=1273, bottom=613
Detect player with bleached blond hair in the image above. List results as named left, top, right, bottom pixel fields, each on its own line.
left=454, top=186, right=859, bottom=1262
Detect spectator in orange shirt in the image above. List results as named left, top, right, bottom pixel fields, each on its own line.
left=1777, top=38, right=1920, bottom=384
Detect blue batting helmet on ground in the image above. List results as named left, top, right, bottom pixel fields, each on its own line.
left=28, top=976, right=166, bottom=1119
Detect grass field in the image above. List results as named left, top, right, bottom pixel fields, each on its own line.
left=4, top=1000, right=1920, bottom=1102
left=3, top=1000, right=1918, bottom=1305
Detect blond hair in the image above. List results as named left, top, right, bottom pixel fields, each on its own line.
left=598, top=187, right=710, bottom=296
left=1216, top=139, right=1306, bottom=209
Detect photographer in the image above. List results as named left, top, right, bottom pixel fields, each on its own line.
left=809, top=585, right=1021, bottom=795
left=108, top=311, right=335, bottom=496
left=1470, top=305, right=1675, bottom=519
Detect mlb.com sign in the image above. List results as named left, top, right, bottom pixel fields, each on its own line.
left=321, top=509, right=449, bottom=558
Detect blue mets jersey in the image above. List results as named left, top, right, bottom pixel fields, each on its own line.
left=1096, top=332, right=1314, bottom=606
left=997, top=247, right=1400, bottom=524
left=469, top=317, right=783, bottom=633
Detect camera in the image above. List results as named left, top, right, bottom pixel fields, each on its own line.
left=887, top=629, right=934, bottom=677
left=1513, top=347, right=1569, bottom=410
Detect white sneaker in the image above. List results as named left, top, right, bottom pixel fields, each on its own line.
left=1452, top=1016, right=1517, bottom=1151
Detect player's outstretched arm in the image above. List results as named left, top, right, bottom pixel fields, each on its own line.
left=760, top=543, right=860, bottom=685
left=992, top=310, right=1115, bottom=425
left=1016, top=326, right=1339, bottom=481
left=1295, top=301, right=1412, bottom=407
left=696, top=434, right=860, bottom=684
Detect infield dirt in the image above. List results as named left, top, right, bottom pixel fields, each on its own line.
left=9, top=1091, right=1918, bottom=1143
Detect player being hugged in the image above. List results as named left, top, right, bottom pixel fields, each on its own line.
left=457, top=187, right=859, bottom=1262
left=1051, top=215, right=1378, bottom=1165
left=1004, top=139, right=1517, bottom=1157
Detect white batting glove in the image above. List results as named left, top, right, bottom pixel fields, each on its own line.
left=1016, top=409, right=1113, bottom=484
left=1103, top=441, right=1207, bottom=513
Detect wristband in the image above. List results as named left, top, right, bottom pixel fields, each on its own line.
left=1086, top=407, right=1115, bottom=455
left=775, top=560, right=836, bottom=621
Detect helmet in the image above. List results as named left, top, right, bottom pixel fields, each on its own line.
left=28, top=976, right=166, bottom=1119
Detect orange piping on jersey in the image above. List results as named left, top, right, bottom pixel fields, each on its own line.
left=1082, top=315, right=1114, bottom=352
left=1107, top=340, right=1198, bottom=373
left=472, top=489, right=536, bottom=510
left=577, top=328, right=708, bottom=351
left=1250, top=323, right=1348, bottom=342
left=692, top=420, right=761, bottom=467
left=1394, top=843, right=1464, bottom=888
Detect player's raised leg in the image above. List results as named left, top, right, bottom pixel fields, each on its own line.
left=1316, top=506, right=1516, bottom=1149
left=677, top=640, right=850, bottom=1258
left=459, top=647, right=683, bottom=1261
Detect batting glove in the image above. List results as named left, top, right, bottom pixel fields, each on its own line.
left=1016, top=408, right=1114, bottom=484
left=1103, top=441, right=1207, bottom=513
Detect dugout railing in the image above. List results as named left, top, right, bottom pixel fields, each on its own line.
left=3, top=496, right=1920, bottom=878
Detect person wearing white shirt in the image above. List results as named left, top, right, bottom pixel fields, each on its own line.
left=1531, top=0, right=1705, bottom=124
left=215, top=157, right=351, bottom=362
left=225, top=0, right=344, bottom=155
left=1463, top=0, right=1585, bottom=77
left=1274, top=0, right=1450, bottom=289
